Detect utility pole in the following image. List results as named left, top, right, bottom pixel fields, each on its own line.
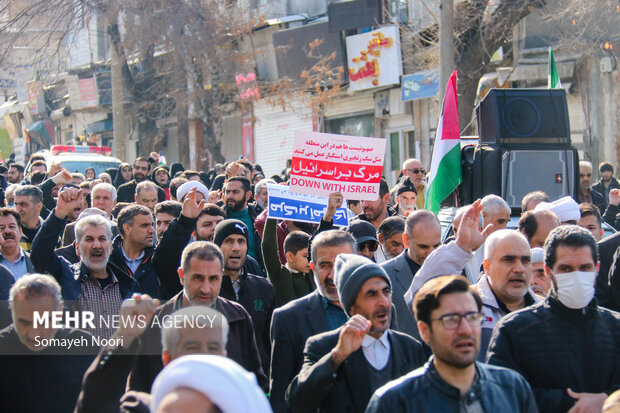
left=439, top=0, right=455, bottom=103
left=111, top=39, right=127, bottom=161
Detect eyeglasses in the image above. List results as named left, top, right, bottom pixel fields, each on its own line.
left=358, top=241, right=378, bottom=252
left=405, top=168, right=426, bottom=175
left=580, top=173, right=592, bottom=178
left=431, top=311, right=484, bottom=330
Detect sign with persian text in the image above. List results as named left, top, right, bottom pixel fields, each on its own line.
left=266, top=184, right=349, bottom=226
left=289, top=131, right=386, bottom=201
left=345, top=25, right=402, bottom=92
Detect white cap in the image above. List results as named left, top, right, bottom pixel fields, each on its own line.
left=176, top=181, right=209, bottom=202
left=150, top=355, right=272, bottom=413
left=530, top=247, right=545, bottom=264
left=534, top=196, right=580, bottom=223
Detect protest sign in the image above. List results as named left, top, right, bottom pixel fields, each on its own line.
left=289, top=131, right=386, bottom=200
left=267, top=183, right=349, bottom=226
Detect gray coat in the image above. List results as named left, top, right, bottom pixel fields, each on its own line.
left=381, top=251, right=419, bottom=339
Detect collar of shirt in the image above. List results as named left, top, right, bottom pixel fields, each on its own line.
left=362, top=330, right=390, bottom=350
left=0, top=248, right=26, bottom=264
left=121, top=244, right=145, bottom=264
left=403, top=249, right=421, bottom=275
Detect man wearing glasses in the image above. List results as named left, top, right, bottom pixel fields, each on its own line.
left=365, top=275, right=537, bottom=412
left=401, top=159, right=427, bottom=210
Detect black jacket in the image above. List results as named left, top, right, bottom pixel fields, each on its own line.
left=109, top=235, right=161, bottom=298
left=486, top=296, right=620, bottom=413
left=31, top=212, right=138, bottom=301
left=592, top=178, right=620, bottom=202
left=365, top=359, right=537, bottom=413
left=578, top=188, right=607, bottom=215
left=601, top=233, right=620, bottom=312
left=224, top=203, right=264, bottom=272
left=127, top=292, right=267, bottom=393
left=220, top=269, right=275, bottom=374
left=0, top=325, right=97, bottom=413
left=117, top=179, right=166, bottom=203
left=286, top=329, right=426, bottom=413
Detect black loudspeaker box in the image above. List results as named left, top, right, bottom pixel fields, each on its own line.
left=477, top=88, right=571, bottom=147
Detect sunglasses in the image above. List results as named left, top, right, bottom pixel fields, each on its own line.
left=358, top=241, right=378, bottom=252
left=405, top=168, right=426, bottom=175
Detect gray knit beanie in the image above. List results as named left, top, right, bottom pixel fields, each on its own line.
left=334, top=253, right=392, bottom=316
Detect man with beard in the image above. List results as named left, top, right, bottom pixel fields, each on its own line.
left=287, top=254, right=426, bottom=413
left=357, top=179, right=397, bottom=230
left=213, top=219, right=275, bottom=374
left=117, top=157, right=165, bottom=203
left=153, top=190, right=242, bottom=299
left=392, top=177, right=417, bottom=216
left=30, top=186, right=138, bottom=339
left=109, top=205, right=160, bottom=298
left=127, top=240, right=267, bottom=393
left=7, top=163, right=24, bottom=185
left=592, top=162, right=620, bottom=204
left=269, top=230, right=356, bottom=413
left=15, top=185, right=45, bottom=252
left=0, top=208, right=34, bottom=280
left=223, top=176, right=261, bottom=261
left=366, top=275, right=537, bottom=412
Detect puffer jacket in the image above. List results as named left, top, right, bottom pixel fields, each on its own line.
left=365, top=358, right=538, bottom=413
left=486, top=296, right=620, bottom=413
left=474, top=274, right=539, bottom=360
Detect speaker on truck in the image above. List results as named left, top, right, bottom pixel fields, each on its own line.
left=477, top=89, right=571, bottom=147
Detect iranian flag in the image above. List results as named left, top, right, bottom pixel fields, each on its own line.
left=424, top=70, right=461, bottom=213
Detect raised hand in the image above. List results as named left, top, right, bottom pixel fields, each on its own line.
left=610, top=189, right=620, bottom=206
left=116, top=293, right=160, bottom=348
left=51, top=170, right=72, bottom=186
left=331, top=314, right=371, bottom=370
left=181, top=187, right=205, bottom=219
left=54, top=187, right=83, bottom=219
left=324, top=192, right=344, bottom=222
left=456, top=199, right=494, bottom=253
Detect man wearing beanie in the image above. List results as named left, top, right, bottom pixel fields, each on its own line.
left=287, top=254, right=426, bottom=413
left=213, top=218, right=275, bottom=376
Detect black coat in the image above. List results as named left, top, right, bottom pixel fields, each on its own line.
left=220, top=269, right=275, bottom=375
left=269, top=291, right=332, bottom=413
left=127, top=292, right=267, bottom=393
left=0, top=325, right=96, bottom=413
left=596, top=231, right=620, bottom=311
left=109, top=235, right=161, bottom=298
left=117, top=179, right=166, bottom=203
left=486, top=296, right=620, bottom=413
left=286, top=329, right=426, bottom=413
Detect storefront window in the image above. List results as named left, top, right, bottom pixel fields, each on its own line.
left=325, top=113, right=375, bottom=137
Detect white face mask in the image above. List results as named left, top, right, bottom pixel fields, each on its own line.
left=553, top=271, right=596, bottom=309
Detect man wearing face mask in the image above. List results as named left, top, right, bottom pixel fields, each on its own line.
left=486, top=225, right=620, bottom=413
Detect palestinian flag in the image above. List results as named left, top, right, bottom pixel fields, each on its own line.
left=424, top=70, right=461, bottom=214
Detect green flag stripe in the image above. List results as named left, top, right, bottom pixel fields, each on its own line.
left=425, top=144, right=462, bottom=213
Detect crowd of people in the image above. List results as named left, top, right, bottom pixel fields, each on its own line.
left=0, top=151, right=618, bottom=413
